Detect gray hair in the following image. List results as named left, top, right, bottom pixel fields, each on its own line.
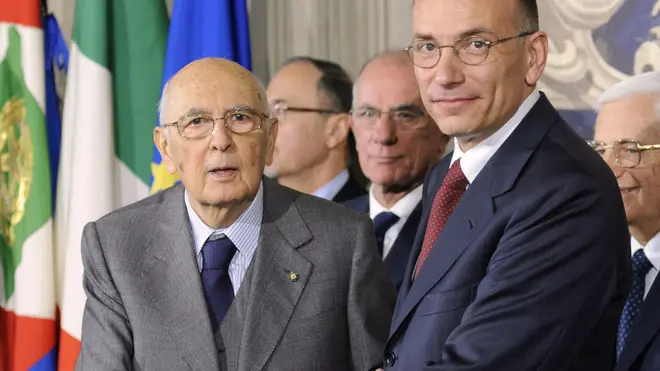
left=595, top=71, right=660, bottom=118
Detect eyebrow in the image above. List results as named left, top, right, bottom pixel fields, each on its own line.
left=179, top=107, right=211, bottom=118
left=412, top=27, right=496, bottom=42
left=354, top=102, right=423, bottom=111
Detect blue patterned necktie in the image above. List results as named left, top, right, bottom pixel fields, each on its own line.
left=616, top=248, right=653, bottom=359
left=201, top=236, right=237, bottom=329
left=373, top=212, right=400, bottom=256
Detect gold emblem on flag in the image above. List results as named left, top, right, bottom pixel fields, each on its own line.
left=0, top=98, right=33, bottom=247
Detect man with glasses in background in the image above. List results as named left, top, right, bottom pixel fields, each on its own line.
left=265, top=57, right=366, bottom=202
left=591, top=71, right=660, bottom=371
left=379, top=0, right=631, bottom=370
left=75, top=58, right=395, bottom=371
left=345, top=50, right=450, bottom=292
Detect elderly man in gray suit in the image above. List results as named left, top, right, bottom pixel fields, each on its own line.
left=75, top=57, right=396, bottom=371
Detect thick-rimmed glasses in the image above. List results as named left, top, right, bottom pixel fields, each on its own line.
left=350, top=106, right=427, bottom=130
left=587, top=139, right=660, bottom=168
left=163, top=108, right=270, bottom=139
left=270, top=102, right=342, bottom=120
left=405, top=31, right=535, bottom=68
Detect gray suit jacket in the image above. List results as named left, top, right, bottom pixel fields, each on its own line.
left=75, top=179, right=396, bottom=371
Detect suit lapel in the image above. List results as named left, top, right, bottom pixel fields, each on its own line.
left=389, top=175, right=495, bottom=335
left=385, top=202, right=422, bottom=290
left=238, top=180, right=314, bottom=371
left=389, top=94, right=561, bottom=340
left=617, top=278, right=660, bottom=370
left=142, top=185, right=220, bottom=370
left=393, top=158, right=449, bottom=323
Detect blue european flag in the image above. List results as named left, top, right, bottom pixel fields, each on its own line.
left=43, top=13, right=68, bottom=209
left=150, top=0, right=251, bottom=193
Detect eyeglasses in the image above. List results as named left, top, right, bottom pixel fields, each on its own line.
left=163, top=108, right=270, bottom=139
left=350, top=106, right=427, bottom=130
left=405, top=31, right=535, bottom=68
left=587, top=139, right=660, bottom=168
left=270, top=102, right=342, bottom=120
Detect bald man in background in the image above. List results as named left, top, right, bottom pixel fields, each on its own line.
left=345, top=51, right=449, bottom=291
left=75, top=58, right=395, bottom=371
left=266, top=57, right=366, bottom=202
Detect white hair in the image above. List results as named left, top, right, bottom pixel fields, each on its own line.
left=595, top=71, right=660, bottom=119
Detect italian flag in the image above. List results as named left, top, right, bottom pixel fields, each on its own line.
left=0, top=1, right=57, bottom=370
left=55, top=0, right=168, bottom=369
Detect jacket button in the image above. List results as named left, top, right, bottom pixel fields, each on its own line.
left=385, top=352, right=396, bottom=366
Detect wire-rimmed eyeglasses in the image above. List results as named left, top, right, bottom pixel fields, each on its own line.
left=349, top=106, right=427, bottom=130
left=587, top=138, right=660, bottom=168
left=270, top=102, right=342, bottom=120
left=163, top=107, right=271, bottom=139
left=405, top=31, right=535, bottom=68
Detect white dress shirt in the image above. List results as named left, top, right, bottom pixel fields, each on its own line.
left=631, top=234, right=660, bottom=298
left=184, top=182, right=264, bottom=294
left=312, top=169, right=349, bottom=200
left=369, top=185, right=423, bottom=258
left=450, top=91, right=541, bottom=183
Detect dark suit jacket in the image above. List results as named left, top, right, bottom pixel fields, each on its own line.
left=344, top=195, right=421, bottom=292
left=333, top=175, right=367, bottom=203
left=75, top=179, right=396, bottom=371
left=616, top=278, right=660, bottom=371
left=383, top=94, right=632, bottom=371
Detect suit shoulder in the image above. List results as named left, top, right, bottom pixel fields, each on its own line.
left=342, top=194, right=369, bottom=213
left=93, top=185, right=179, bottom=230
left=532, top=119, right=618, bottom=191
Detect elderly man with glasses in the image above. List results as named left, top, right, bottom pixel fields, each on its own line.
left=378, top=0, right=631, bottom=370
left=591, top=71, right=660, bottom=371
left=75, top=57, right=395, bottom=371
left=344, top=50, right=450, bottom=293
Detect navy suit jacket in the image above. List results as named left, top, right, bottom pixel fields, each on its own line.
left=332, top=175, right=367, bottom=203
left=344, top=195, right=421, bottom=292
left=615, top=278, right=660, bottom=371
left=383, top=94, right=632, bottom=371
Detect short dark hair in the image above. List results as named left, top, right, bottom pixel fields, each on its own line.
left=518, top=0, right=539, bottom=32
left=282, top=56, right=353, bottom=113
left=279, top=56, right=367, bottom=187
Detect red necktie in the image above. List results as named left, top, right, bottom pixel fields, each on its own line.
left=415, top=159, right=469, bottom=277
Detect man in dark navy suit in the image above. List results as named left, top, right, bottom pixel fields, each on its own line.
left=345, top=51, right=449, bottom=292
left=593, top=71, right=660, bottom=371
left=380, top=0, right=632, bottom=370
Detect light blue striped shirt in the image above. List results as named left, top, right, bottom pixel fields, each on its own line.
left=184, top=182, right=264, bottom=294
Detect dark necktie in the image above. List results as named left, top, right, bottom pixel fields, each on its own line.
left=415, top=159, right=468, bottom=277
left=201, top=236, right=237, bottom=329
left=373, top=212, right=400, bottom=256
left=616, top=248, right=653, bottom=358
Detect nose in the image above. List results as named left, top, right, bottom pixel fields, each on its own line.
left=372, top=113, right=397, bottom=145
left=433, top=48, right=465, bottom=89
left=209, top=119, right=233, bottom=152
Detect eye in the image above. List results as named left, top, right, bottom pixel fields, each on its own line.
left=230, top=112, right=250, bottom=121
left=413, top=42, right=438, bottom=53
left=394, top=111, right=416, bottom=120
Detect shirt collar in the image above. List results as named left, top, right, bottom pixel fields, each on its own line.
left=450, top=90, right=541, bottom=183
left=185, top=181, right=264, bottom=258
left=369, top=184, right=423, bottom=219
left=312, top=169, right=350, bottom=200
left=631, top=233, right=660, bottom=271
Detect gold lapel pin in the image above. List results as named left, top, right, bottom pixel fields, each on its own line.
left=288, top=271, right=299, bottom=282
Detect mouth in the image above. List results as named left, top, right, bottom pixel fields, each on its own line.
left=430, top=97, right=479, bottom=107
left=371, top=155, right=403, bottom=164
left=207, top=166, right=239, bottom=179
